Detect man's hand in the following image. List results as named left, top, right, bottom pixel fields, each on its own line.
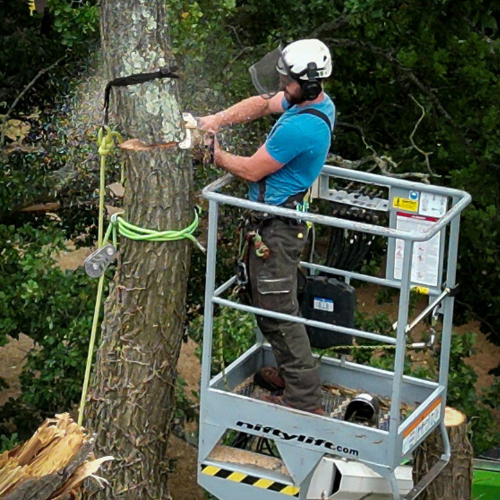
left=198, top=115, right=220, bottom=134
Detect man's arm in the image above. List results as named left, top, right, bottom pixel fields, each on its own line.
left=199, top=92, right=285, bottom=133
left=214, top=139, right=283, bottom=182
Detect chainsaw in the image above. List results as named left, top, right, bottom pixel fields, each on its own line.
left=118, top=112, right=209, bottom=152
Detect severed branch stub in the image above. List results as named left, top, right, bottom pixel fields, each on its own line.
left=413, top=407, right=473, bottom=500
left=119, top=138, right=178, bottom=151
left=0, top=413, right=113, bottom=500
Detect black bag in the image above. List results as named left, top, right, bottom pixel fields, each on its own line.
left=300, top=275, right=355, bottom=350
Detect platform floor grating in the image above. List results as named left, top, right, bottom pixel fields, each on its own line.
left=234, top=378, right=413, bottom=429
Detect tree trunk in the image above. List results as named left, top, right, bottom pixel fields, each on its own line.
left=84, top=2, right=192, bottom=499
left=413, top=407, right=473, bottom=500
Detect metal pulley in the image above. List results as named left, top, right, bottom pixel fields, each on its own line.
left=84, top=244, right=117, bottom=278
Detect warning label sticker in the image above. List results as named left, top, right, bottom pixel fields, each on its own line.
left=393, top=197, right=419, bottom=212
left=402, top=397, right=442, bottom=454
left=393, top=212, right=441, bottom=287
left=314, top=297, right=334, bottom=312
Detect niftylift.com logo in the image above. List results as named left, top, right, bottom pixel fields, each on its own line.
left=236, top=420, right=360, bottom=457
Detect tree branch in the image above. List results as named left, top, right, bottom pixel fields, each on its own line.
left=324, top=38, right=455, bottom=120
left=326, top=153, right=432, bottom=183
left=309, top=15, right=349, bottom=38
left=375, top=159, right=431, bottom=183
left=326, top=153, right=373, bottom=170
left=334, top=114, right=435, bottom=183
left=462, top=16, right=500, bottom=53
left=1, top=55, right=66, bottom=148
left=456, top=298, right=499, bottom=339
left=409, top=94, right=434, bottom=175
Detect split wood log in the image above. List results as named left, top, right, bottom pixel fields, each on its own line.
left=0, top=413, right=112, bottom=500
left=413, top=407, right=473, bottom=500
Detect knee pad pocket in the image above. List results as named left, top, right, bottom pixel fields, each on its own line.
left=256, top=273, right=296, bottom=315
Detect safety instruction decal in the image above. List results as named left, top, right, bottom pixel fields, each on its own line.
left=201, top=464, right=300, bottom=497
left=402, top=397, right=442, bottom=454
left=419, top=193, right=447, bottom=218
left=393, top=197, right=418, bottom=212
left=393, top=212, right=441, bottom=287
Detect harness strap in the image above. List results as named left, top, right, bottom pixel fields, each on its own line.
left=258, top=177, right=267, bottom=203
left=104, top=67, right=180, bottom=124
left=297, top=108, right=332, bottom=130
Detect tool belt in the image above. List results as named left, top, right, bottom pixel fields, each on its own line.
left=235, top=191, right=309, bottom=293
left=247, top=190, right=309, bottom=225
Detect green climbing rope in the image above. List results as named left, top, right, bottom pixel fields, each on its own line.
left=110, top=210, right=204, bottom=251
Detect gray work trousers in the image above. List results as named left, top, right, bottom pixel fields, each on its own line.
left=248, top=217, right=322, bottom=411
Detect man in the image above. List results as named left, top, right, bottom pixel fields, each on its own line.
left=199, top=39, right=335, bottom=415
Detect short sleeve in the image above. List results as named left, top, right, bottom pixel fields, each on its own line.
left=265, top=122, right=303, bottom=164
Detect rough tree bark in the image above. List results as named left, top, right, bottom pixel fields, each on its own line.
left=414, top=408, right=473, bottom=500
left=84, top=1, right=192, bottom=499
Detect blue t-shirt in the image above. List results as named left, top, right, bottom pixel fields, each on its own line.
left=249, top=93, right=335, bottom=205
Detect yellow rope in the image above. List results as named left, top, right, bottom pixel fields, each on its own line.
left=78, top=273, right=105, bottom=426
left=96, top=126, right=123, bottom=246
left=78, top=127, right=121, bottom=426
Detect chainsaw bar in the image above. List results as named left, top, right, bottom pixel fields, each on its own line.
left=119, top=112, right=202, bottom=151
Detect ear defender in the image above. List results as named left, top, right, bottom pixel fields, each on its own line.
left=301, top=62, right=322, bottom=101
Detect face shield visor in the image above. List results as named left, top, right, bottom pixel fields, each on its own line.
left=249, top=45, right=294, bottom=99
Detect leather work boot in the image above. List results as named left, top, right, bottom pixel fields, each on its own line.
left=253, top=366, right=286, bottom=392
left=261, top=393, right=325, bottom=416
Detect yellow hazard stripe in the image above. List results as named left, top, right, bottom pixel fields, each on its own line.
left=281, top=485, right=301, bottom=496
left=254, top=478, right=275, bottom=489
left=202, top=465, right=221, bottom=476
left=201, top=464, right=300, bottom=497
left=227, top=471, right=247, bottom=482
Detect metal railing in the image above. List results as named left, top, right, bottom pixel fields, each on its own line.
left=198, top=166, right=471, bottom=500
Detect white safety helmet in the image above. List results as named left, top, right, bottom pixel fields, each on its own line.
left=277, top=39, right=332, bottom=81
left=249, top=39, right=332, bottom=99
